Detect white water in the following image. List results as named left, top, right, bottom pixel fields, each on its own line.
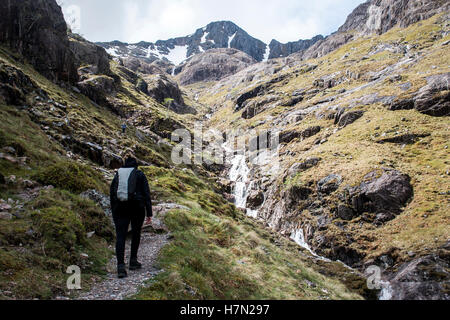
left=229, top=154, right=252, bottom=209
left=290, top=228, right=321, bottom=258
left=379, top=281, right=394, bottom=300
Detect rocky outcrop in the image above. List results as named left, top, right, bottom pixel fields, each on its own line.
left=301, top=0, right=450, bottom=60
left=144, top=73, right=196, bottom=114
left=69, top=34, right=112, bottom=77
left=176, top=48, right=256, bottom=85
left=389, top=73, right=450, bottom=117
left=268, top=35, right=324, bottom=59
left=0, top=0, right=78, bottom=83
left=337, top=110, right=365, bottom=127
left=280, top=126, right=321, bottom=144
left=0, top=62, right=39, bottom=105
left=381, top=242, right=450, bottom=300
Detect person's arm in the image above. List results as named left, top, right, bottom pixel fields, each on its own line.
left=110, top=173, right=118, bottom=211
left=140, top=171, right=153, bottom=218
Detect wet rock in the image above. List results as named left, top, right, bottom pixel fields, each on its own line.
left=285, top=185, right=313, bottom=208
left=330, top=246, right=365, bottom=267
left=247, top=191, right=264, bottom=209
left=337, top=110, right=365, bottom=127
left=318, top=174, right=342, bottom=195
left=384, top=246, right=450, bottom=300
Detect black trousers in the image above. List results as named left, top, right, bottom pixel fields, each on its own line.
left=112, top=202, right=145, bottom=266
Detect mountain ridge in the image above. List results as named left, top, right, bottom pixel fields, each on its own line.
left=96, top=20, right=323, bottom=66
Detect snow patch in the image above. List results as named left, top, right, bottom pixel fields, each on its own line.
left=263, top=45, right=270, bottom=61
left=166, top=45, right=188, bottom=66
left=106, top=47, right=120, bottom=57
left=228, top=32, right=237, bottom=48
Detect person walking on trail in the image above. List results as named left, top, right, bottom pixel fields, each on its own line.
left=121, top=123, right=127, bottom=134
left=110, top=155, right=153, bottom=279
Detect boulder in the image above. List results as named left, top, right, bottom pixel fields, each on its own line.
left=146, top=74, right=186, bottom=107
left=77, top=75, right=116, bottom=106
left=337, top=110, right=365, bottom=127
left=414, top=73, right=450, bottom=117
left=336, top=205, right=356, bottom=221
left=247, top=191, right=264, bottom=209
left=287, top=158, right=321, bottom=176
left=318, top=174, right=343, bottom=194
left=349, top=170, right=413, bottom=218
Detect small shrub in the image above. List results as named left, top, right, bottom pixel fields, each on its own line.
left=33, top=161, right=106, bottom=193
left=32, top=206, right=86, bottom=263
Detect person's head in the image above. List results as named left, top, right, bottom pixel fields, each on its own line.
left=122, top=151, right=137, bottom=168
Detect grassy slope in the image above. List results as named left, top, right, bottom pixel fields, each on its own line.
left=133, top=166, right=362, bottom=300
left=195, top=14, right=450, bottom=263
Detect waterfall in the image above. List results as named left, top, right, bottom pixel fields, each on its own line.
left=229, top=154, right=251, bottom=209
left=290, top=229, right=317, bottom=256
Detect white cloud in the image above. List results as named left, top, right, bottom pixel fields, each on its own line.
left=61, top=0, right=364, bottom=44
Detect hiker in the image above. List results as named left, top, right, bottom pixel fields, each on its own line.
left=110, top=155, right=153, bottom=279
left=121, top=123, right=127, bottom=134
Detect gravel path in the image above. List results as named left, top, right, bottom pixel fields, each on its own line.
left=76, top=232, right=170, bottom=300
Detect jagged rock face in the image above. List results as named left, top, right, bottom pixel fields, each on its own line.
left=339, top=0, right=450, bottom=35
left=145, top=74, right=184, bottom=106
left=382, top=242, right=450, bottom=300
left=0, top=62, right=38, bottom=105
left=268, top=35, right=324, bottom=59
left=301, top=0, right=450, bottom=60
left=122, top=57, right=170, bottom=75
left=176, top=48, right=257, bottom=85
left=0, top=0, right=78, bottom=84
left=69, top=35, right=112, bottom=77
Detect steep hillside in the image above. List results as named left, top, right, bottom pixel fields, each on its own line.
left=0, top=0, right=369, bottom=300
left=190, top=11, right=450, bottom=300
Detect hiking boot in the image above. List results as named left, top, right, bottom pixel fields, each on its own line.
left=117, top=264, right=128, bottom=278
left=129, top=259, right=142, bottom=271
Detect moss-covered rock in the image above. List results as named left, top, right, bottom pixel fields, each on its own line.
left=32, top=161, right=106, bottom=193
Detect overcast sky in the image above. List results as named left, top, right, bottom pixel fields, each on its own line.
left=60, top=0, right=365, bottom=44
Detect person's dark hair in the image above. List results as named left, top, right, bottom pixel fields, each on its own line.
left=124, top=156, right=138, bottom=168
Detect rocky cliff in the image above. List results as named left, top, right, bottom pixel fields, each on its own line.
left=0, top=0, right=78, bottom=84
left=269, top=35, right=324, bottom=59
left=301, top=0, right=450, bottom=60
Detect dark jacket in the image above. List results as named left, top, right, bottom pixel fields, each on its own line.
left=110, top=158, right=153, bottom=217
